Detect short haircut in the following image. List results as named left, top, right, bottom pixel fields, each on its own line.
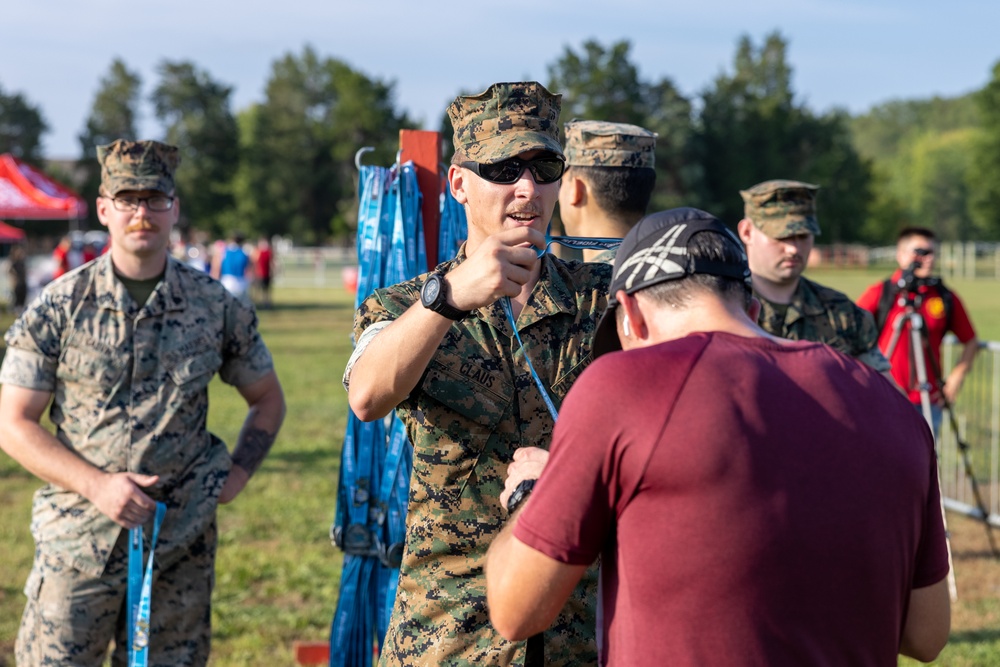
left=637, top=229, right=752, bottom=310
left=898, top=226, right=936, bottom=244
left=571, top=165, right=656, bottom=223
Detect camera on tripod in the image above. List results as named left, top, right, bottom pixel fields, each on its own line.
left=896, top=247, right=932, bottom=293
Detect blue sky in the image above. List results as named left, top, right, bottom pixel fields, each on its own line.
left=5, top=0, right=999, bottom=158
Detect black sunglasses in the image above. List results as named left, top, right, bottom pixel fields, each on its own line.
left=461, top=156, right=565, bottom=185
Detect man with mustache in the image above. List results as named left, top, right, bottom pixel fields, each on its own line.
left=737, top=179, right=892, bottom=373
left=0, top=139, right=286, bottom=666
left=345, top=82, right=609, bottom=666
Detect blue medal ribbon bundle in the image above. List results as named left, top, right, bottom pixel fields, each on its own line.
left=330, top=154, right=467, bottom=666
left=127, top=501, right=166, bottom=667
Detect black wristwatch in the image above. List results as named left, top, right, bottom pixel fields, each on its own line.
left=506, top=479, right=536, bottom=514
left=420, top=273, right=469, bottom=321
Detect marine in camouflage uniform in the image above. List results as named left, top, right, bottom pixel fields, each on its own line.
left=558, top=120, right=656, bottom=263
left=345, top=82, right=607, bottom=666
left=0, top=139, right=285, bottom=667
left=736, top=180, right=891, bottom=372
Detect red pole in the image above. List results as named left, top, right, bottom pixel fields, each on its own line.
left=398, top=129, right=441, bottom=272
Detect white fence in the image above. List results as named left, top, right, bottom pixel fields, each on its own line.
left=940, top=338, right=1000, bottom=527
left=818, top=242, right=1000, bottom=281
left=271, top=246, right=356, bottom=288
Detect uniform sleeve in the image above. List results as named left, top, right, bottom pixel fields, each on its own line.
left=218, top=295, right=274, bottom=387
left=948, top=292, right=976, bottom=344
left=851, top=305, right=892, bottom=373
left=352, top=283, right=418, bottom=342
left=856, top=282, right=883, bottom=315
left=344, top=283, right=421, bottom=390
left=513, top=361, right=620, bottom=565
left=0, top=292, right=64, bottom=391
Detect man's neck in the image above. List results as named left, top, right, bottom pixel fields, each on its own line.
left=110, top=248, right=169, bottom=280
left=751, top=275, right=800, bottom=305
left=642, top=295, right=767, bottom=344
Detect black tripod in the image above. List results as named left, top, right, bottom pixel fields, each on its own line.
left=884, top=285, right=999, bottom=561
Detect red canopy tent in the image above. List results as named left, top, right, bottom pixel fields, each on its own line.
left=0, top=220, right=26, bottom=242
left=0, top=152, right=86, bottom=222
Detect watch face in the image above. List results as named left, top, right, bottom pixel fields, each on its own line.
left=422, top=276, right=441, bottom=306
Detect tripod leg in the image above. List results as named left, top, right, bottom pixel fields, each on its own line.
left=943, top=403, right=1000, bottom=559
left=901, top=318, right=961, bottom=596
left=918, top=317, right=1000, bottom=559
left=907, top=315, right=936, bottom=431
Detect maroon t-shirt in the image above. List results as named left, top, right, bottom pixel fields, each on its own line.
left=514, top=332, right=949, bottom=667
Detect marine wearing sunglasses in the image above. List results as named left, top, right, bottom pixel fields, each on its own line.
left=460, top=154, right=565, bottom=185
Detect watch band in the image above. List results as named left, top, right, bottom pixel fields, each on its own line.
left=422, top=273, right=469, bottom=321
left=506, top=478, right=536, bottom=514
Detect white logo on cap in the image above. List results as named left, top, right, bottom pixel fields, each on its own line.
left=615, top=223, right=691, bottom=291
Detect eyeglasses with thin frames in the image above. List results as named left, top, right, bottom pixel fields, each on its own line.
left=105, top=195, right=175, bottom=212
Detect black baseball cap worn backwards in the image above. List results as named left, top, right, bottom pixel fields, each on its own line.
left=592, top=207, right=751, bottom=358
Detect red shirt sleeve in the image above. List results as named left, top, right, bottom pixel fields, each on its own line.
left=948, top=292, right=976, bottom=344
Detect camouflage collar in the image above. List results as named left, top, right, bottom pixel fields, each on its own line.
left=513, top=255, right=577, bottom=331
left=795, top=277, right=832, bottom=317
left=94, top=253, right=188, bottom=316
left=446, top=246, right=579, bottom=336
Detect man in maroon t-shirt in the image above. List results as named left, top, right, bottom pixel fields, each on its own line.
left=486, top=208, right=950, bottom=666
left=857, top=226, right=978, bottom=435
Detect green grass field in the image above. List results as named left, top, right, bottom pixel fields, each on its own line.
left=1, top=271, right=999, bottom=666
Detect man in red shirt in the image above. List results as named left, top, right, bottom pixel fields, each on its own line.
left=857, top=226, right=978, bottom=435
left=486, top=208, right=950, bottom=666
left=252, top=236, right=274, bottom=309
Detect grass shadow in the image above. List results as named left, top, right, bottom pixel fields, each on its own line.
left=949, top=628, right=1000, bottom=645
left=265, top=301, right=353, bottom=313
left=263, top=448, right=340, bottom=471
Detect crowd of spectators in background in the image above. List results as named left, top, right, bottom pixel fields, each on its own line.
left=0, top=230, right=277, bottom=314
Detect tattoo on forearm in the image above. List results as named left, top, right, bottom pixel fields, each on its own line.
left=232, top=426, right=276, bottom=477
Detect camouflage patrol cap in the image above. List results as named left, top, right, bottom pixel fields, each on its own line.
left=739, top=179, right=820, bottom=238
left=97, top=139, right=180, bottom=196
left=448, top=81, right=563, bottom=164
left=564, top=120, right=657, bottom=168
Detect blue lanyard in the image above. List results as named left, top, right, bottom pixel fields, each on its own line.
left=127, top=501, right=166, bottom=667
left=501, top=296, right=560, bottom=421
left=503, top=235, right=622, bottom=420
left=537, top=235, right=622, bottom=257
left=439, top=187, right=468, bottom=262
left=355, top=166, right=393, bottom=310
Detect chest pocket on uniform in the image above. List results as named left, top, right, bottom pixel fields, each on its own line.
left=164, top=346, right=222, bottom=394
left=416, top=356, right=513, bottom=496
left=550, top=354, right=592, bottom=405
left=57, top=341, right=129, bottom=387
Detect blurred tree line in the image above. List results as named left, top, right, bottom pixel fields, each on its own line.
left=2, top=33, right=1000, bottom=244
